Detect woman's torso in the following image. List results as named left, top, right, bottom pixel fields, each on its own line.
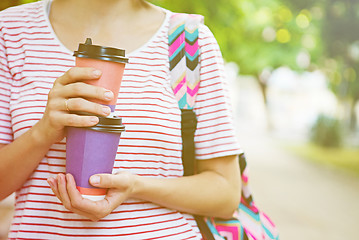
left=1, top=1, right=201, bottom=239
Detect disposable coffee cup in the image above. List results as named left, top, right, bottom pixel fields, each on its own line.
left=66, top=115, right=125, bottom=201
left=73, top=38, right=129, bottom=112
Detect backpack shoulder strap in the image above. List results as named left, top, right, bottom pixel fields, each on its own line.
left=169, top=13, right=202, bottom=177
left=169, top=13, right=203, bottom=110
left=169, top=13, right=217, bottom=240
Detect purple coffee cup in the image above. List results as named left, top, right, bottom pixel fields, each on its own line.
left=66, top=115, right=125, bottom=201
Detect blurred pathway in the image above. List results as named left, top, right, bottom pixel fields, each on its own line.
left=235, top=125, right=359, bottom=240
left=227, top=70, right=359, bottom=240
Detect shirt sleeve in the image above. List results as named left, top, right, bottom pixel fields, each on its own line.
left=0, top=25, right=14, bottom=144
left=194, top=24, right=243, bottom=160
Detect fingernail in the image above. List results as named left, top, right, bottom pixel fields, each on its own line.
left=47, top=179, right=53, bottom=187
left=104, top=91, right=114, bottom=100
left=90, top=175, right=100, bottom=185
left=102, top=106, right=111, bottom=115
left=93, top=70, right=102, bottom=78
left=90, top=117, right=99, bottom=124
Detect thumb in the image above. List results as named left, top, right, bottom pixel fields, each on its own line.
left=89, top=174, right=117, bottom=188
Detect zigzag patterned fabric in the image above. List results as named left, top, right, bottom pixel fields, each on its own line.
left=169, top=13, right=203, bottom=109
left=168, top=13, right=279, bottom=240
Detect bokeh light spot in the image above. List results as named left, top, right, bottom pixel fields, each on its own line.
left=277, top=28, right=291, bottom=43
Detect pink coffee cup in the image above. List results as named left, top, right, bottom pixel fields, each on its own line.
left=73, top=38, right=129, bottom=111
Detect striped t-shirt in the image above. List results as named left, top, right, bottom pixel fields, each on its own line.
left=0, top=0, right=242, bottom=239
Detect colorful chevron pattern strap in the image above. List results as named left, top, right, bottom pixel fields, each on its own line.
left=169, top=13, right=204, bottom=110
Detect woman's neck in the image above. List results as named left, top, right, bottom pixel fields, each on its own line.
left=49, top=0, right=165, bottom=53
left=51, top=0, right=148, bottom=28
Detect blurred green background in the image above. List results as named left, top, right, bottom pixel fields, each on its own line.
left=0, top=0, right=358, bottom=239
left=1, top=0, right=358, bottom=170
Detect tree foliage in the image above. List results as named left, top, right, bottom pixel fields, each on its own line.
left=153, top=0, right=322, bottom=76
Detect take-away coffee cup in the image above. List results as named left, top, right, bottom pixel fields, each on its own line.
left=66, top=115, right=125, bottom=201
left=66, top=39, right=128, bottom=201
left=73, top=38, right=129, bottom=112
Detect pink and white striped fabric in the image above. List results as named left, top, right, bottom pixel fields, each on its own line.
left=0, top=1, right=242, bottom=239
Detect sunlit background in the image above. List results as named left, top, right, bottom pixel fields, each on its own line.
left=1, top=0, right=358, bottom=239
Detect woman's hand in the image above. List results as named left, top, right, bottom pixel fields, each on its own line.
left=34, top=67, right=114, bottom=145
left=47, top=172, right=137, bottom=221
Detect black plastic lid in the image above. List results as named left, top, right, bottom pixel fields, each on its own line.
left=86, top=116, right=125, bottom=134
left=74, top=38, right=129, bottom=64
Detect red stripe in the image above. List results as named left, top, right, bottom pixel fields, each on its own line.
left=200, top=80, right=221, bottom=89
left=116, top=151, right=179, bottom=158
left=196, top=141, right=238, bottom=150
left=13, top=210, right=178, bottom=222
left=21, top=69, right=65, bottom=73
left=201, top=48, right=221, bottom=56
left=196, top=128, right=232, bottom=137
left=200, top=54, right=218, bottom=63
left=196, top=108, right=226, bottom=117
left=123, top=73, right=166, bottom=80
left=120, top=136, right=180, bottom=144
left=13, top=118, right=41, bottom=127
left=3, top=25, right=48, bottom=30
left=196, top=93, right=222, bottom=103
left=1, top=19, right=46, bottom=24
left=0, top=127, right=12, bottom=134
left=5, top=43, right=60, bottom=51
left=11, top=216, right=183, bottom=230
left=144, top=229, right=195, bottom=240
left=127, top=62, right=166, bottom=67
left=8, top=55, right=72, bottom=63
left=196, top=121, right=231, bottom=131
left=17, top=191, right=54, bottom=198
left=120, top=144, right=180, bottom=152
left=196, top=134, right=234, bottom=144
left=11, top=112, right=44, bottom=121
left=116, top=159, right=181, bottom=166
left=12, top=62, right=72, bottom=68
left=142, top=51, right=167, bottom=55
left=117, top=96, right=174, bottom=105
left=124, top=67, right=166, bottom=74
left=7, top=49, right=71, bottom=56
left=197, top=86, right=221, bottom=96
left=147, top=45, right=167, bottom=51
left=3, top=37, right=54, bottom=42
left=129, top=56, right=166, bottom=61
left=1, top=13, right=44, bottom=21
left=11, top=223, right=189, bottom=237
left=10, top=105, right=46, bottom=115
left=118, top=166, right=182, bottom=172
left=3, top=31, right=52, bottom=37
left=200, top=68, right=218, bottom=76
left=38, top=162, right=65, bottom=168
left=197, top=148, right=240, bottom=157
left=118, top=109, right=179, bottom=117
left=122, top=122, right=180, bottom=130
left=195, top=101, right=226, bottom=112
left=201, top=61, right=217, bottom=69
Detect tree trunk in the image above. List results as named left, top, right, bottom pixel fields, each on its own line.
left=257, top=71, right=273, bottom=131
left=349, top=98, right=358, bottom=131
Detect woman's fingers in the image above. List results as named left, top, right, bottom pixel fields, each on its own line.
left=64, top=98, right=112, bottom=117
left=57, top=174, right=74, bottom=211
left=56, top=67, right=102, bottom=85
left=48, top=111, right=99, bottom=128
left=55, top=174, right=101, bottom=221
left=47, top=177, right=61, bottom=201
left=61, top=82, right=114, bottom=102
left=66, top=174, right=110, bottom=219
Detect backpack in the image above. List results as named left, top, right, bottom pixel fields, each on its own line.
left=168, top=13, right=280, bottom=240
